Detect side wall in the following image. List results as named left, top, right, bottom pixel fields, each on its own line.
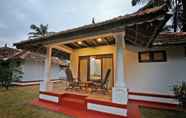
left=125, top=46, right=186, bottom=95
left=21, top=60, right=66, bottom=81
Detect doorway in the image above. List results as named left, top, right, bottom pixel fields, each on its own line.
left=78, top=54, right=113, bottom=89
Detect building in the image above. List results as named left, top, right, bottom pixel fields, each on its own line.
left=0, top=46, right=66, bottom=85
left=14, top=5, right=186, bottom=117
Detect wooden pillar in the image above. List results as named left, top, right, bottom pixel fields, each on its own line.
left=112, top=33, right=128, bottom=104
left=70, top=51, right=77, bottom=79
left=40, top=46, right=52, bottom=91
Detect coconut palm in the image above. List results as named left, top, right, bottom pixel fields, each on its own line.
left=28, top=24, right=48, bottom=39
left=131, top=0, right=186, bottom=32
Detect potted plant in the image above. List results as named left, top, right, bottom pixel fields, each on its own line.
left=173, top=81, right=186, bottom=108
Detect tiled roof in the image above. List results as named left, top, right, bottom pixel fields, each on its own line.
left=153, top=32, right=186, bottom=46
left=0, top=47, right=20, bottom=60
left=0, top=47, right=63, bottom=65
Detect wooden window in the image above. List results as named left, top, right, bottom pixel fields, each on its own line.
left=139, top=51, right=166, bottom=63
left=139, top=52, right=151, bottom=62
left=153, top=51, right=166, bottom=61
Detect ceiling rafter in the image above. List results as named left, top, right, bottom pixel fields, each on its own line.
left=82, top=41, right=92, bottom=47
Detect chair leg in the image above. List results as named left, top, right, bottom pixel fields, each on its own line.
left=90, top=87, right=95, bottom=93
left=103, top=89, right=107, bottom=95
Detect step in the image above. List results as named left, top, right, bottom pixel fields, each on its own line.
left=61, top=93, right=87, bottom=110
left=62, top=97, right=85, bottom=105
left=62, top=100, right=85, bottom=110
left=62, top=93, right=87, bottom=99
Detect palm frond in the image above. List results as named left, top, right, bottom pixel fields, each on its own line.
left=28, top=24, right=49, bottom=39
left=131, top=0, right=185, bottom=32
left=132, top=0, right=146, bottom=6
left=162, top=25, right=173, bottom=31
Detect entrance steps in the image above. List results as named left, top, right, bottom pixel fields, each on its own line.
left=60, top=93, right=87, bottom=110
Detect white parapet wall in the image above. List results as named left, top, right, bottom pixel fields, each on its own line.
left=129, top=94, right=178, bottom=104
left=39, top=93, right=59, bottom=103
left=12, top=81, right=40, bottom=86
left=87, top=103, right=127, bottom=117
left=86, top=98, right=128, bottom=117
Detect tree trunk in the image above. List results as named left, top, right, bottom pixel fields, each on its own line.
left=5, top=81, right=9, bottom=90
left=0, top=80, right=2, bottom=87
left=182, top=0, right=186, bottom=31
left=5, top=85, right=8, bottom=90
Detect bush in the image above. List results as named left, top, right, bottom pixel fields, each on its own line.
left=173, top=82, right=186, bottom=108
left=0, top=59, right=23, bottom=90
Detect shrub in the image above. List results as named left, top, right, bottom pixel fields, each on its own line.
left=0, top=59, right=23, bottom=90
left=173, top=81, right=186, bottom=108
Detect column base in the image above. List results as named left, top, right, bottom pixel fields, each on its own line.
left=48, top=81, right=53, bottom=91
left=40, top=81, right=47, bottom=91
left=112, top=87, right=128, bottom=104
left=40, top=81, right=53, bottom=92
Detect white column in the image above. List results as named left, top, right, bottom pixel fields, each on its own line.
left=112, top=33, right=128, bottom=104
left=40, top=46, right=53, bottom=91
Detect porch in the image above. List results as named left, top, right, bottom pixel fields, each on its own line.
left=39, top=34, right=128, bottom=116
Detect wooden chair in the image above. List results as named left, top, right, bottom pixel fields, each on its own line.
left=90, top=69, right=111, bottom=94
left=65, top=68, right=81, bottom=90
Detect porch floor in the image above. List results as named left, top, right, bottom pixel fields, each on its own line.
left=52, top=80, right=112, bottom=100
left=32, top=99, right=177, bottom=118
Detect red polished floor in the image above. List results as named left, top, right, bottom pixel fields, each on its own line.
left=32, top=99, right=177, bottom=118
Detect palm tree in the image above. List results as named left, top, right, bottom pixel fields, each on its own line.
left=181, top=0, right=186, bottom=31
left=131, top=0, right=185, bottom=32
left=28, top=24, right=48, bottom=39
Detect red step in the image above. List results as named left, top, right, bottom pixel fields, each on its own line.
left=62, top=93, right=87, bottom=99
left=60, top=93, right=87, bottom=110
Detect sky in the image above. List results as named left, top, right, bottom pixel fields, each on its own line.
left=0, top=0, right=143, bottom=47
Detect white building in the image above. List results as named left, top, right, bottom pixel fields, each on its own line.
left=0, top=46, right=66, bottom=86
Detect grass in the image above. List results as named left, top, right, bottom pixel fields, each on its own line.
left=140, top=106, right=186, bottom=118
left=0, top=85, right=71, bottom=118
left=2, top=85, right=186, bottom=118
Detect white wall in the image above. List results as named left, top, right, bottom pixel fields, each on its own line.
left=21, top=60, right=66, bottom=81
left=125, top=46, right=186, bottom=95
left=70, top=45, right=186, bottom=95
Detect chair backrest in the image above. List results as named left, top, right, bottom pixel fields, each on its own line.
left=65, top=68, right=74, bottom=82
left=101, top=69, right=111, bottom=87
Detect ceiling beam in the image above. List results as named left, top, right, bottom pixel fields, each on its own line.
left=103, top=38, right=110, bottom=45
left=50, top=45, right=73, bottom=54
left=72, top=43, right=82, bottom=48
left=64, top=44, right=75, bottom=49
left=82, top=41, right=92, bottom=47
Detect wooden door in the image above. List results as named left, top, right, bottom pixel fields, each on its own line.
left=79, top=57, right=88, bottom=82
left=102, top=57, right=113, bottom=89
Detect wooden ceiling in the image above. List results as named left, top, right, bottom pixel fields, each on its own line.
left=64, top=36, right=115, bottom=49
left=125, top=19, right=167, bottom=48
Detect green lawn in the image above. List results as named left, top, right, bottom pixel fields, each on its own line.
left=140, top=106, right=186, bottom=118
left=0, top=86, right=71, bottom=118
